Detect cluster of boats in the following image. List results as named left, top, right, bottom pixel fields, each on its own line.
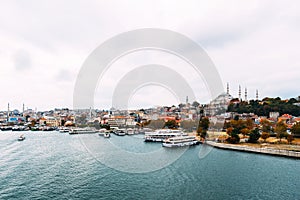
left=144, top=129, right=199, bottom=148
left=2, top=124, right=200, bottom=148
left=0, top=125, right=57, bottom=132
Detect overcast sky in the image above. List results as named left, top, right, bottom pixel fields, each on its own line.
left=0, top=0, right=300, bottom=111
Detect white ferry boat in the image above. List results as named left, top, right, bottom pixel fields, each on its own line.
left=69, top=127, right=97, bottom=134
left=59, top=127, right=70, bottom=133
left=162, top=136, right=199, bottom=147
left=115, top=129, right=126, bottom=136
left=144, top=129, right=186, bottom=142
left=126, top=128, right=134, bottom=135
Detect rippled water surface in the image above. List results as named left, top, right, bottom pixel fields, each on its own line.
left=0, top=131, right=299, bottom=200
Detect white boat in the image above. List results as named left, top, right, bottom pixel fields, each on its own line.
left=58, top=127, right=70, bottom=133
left=144, top=129, right=187, bottom=142
left=69, top=127, right=97, bottom=134
left=162, top=136, right=199, bottom=147
left=103, top=132, right=111, bottom=138
left=115, top=129, right=126, bottom=136
left=18, top=134, right=26, bottom=141
left=126, top=128, right=134, bottom=135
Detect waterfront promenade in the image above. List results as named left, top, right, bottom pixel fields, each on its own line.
left=206, top=141, right=300, bottom=158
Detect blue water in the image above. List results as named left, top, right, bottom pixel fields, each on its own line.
left=0, top=131, right=299, bottom=200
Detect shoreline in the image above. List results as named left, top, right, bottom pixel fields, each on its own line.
left=206, top=141, right=300, bottom=159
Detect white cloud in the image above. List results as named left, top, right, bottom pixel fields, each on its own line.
left=0, top=0, right=300, bottom=110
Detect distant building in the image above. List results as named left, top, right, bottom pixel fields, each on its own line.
left=205, top=93, right=232, bottom=116
left=8, top=117, right=25, bottom=124
left=39, top=116, right=60, bottom=127
left=269, top=112, right=279, bottom=120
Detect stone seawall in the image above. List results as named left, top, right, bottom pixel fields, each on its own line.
left=206, top=141, right=300, bottom=159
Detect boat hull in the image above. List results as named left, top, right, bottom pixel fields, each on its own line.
left=162, top=141, right=199, bottom=147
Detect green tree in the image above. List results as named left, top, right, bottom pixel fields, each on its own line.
left=275, top=121, right=287, bottom=142
left=291, top=122, right=300, bottom=138
left=240, top=128, right=250, bottom=136
left=100, top=124, right=110, bottom=130
left=164, top=120, right=179, bottom=129
left=147, top=120, right=165, bottom=130
left=197, top=117, right=210, bottom=139
left=261, top=132, right=270, bottom=142
left=180, top=120, right=197, bottom=132
left=226, top=128, right=240, bottom=144
left=287, top=134, right=294, bottom=144
left=192, top=101, right=200, bottom=107
left=261, top=119, right=272, bottom=133
left=248, top=128, right=260, bottom=143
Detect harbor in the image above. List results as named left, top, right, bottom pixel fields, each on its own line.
left=0, top=131, right=299, bottom=200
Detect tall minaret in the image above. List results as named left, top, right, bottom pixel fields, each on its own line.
left=186, top=96, right=188, bottom=104
left=226, top=83, right=229, bottom=95
left=22, top=103, right=25, bottom=113
left=89, top=107, right=92, bottom=120
left=245, top=87, right=248, bottom=102
left=238, top=85, right=241, bottom=101
left=7, top=103, right=10, bottom=120
left=256, top=90, right=259, bottom=101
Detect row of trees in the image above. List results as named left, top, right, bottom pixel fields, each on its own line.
left=227, top=97, right=300, bottom=116
left=225, top=118, right=299, bottom=144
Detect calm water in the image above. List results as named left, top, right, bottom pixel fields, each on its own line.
left=0, top=131, right=299, bottom=200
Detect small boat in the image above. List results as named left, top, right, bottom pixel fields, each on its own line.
left=115, top=129, right=126, bottom=136
left=18, top=134, right=26, bottom=141
left=126, top=128, right=134, bottom=135
left=103, top=132, right=111, bottom=138
left=31, top=126, right=40, bottom=131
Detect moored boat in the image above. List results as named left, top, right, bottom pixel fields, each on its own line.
left=12, top=125, right=27, bottom=131
left=0, top=126, right=12, bottom=131
left=30, top=126, right=40, bottom=131
left=115, top=129, right=126, bottom=136
left=126, top=128, right=134, bottom=135
left=144, top=129, right=187, bottom=142
left=162, top=136, right=199, bottom=147
left=42, top=126, right=56, bottom=131
left=58, top=127, right=70, bottom=133
left=103, top=132, right=111, bottom=138
left=69, top=127, right=97, bottom=134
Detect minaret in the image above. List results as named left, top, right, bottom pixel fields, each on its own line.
left=186, top=96, right=188, bottom=104
left=226, top=83, right=229, bottom=95
left=238, top=85, right=241, bottom=101
left=7, top=103, right=10, bottom=120
left=256, top=90, right=259, bottom=101
left=22, top=103, right=25, bottom=113
left=245, top=88, right=248, bottom=102
left=89, top=107, right=92, bottom=120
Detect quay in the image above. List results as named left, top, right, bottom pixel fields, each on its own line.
left=206, top=141, right=300, bottom=159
